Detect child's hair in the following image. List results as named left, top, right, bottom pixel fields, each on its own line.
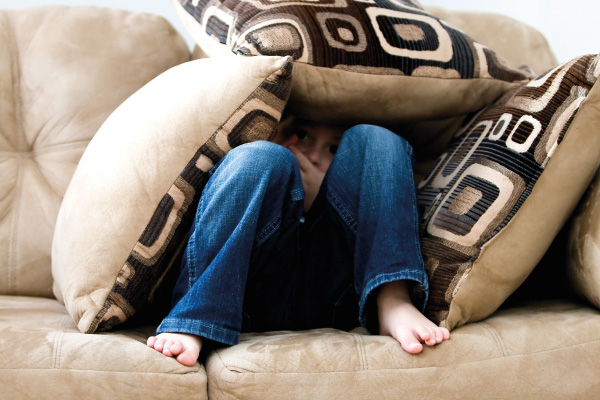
left=278, top=108, right=349, bottom=139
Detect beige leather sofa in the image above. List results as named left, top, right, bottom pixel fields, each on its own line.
left=1, top=5, right=599, bottom=400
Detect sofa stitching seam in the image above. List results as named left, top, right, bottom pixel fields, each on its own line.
left=5, top=11, right=25, bottom=295
left=51, top=315, right=70, bottom=369
left=352, top=333, right=368, bottom=371
left=51, top=322, right=59, bottom=369
left=478, top=321, right=509, bottom=357
left=0, top=140, right=91, bottom=158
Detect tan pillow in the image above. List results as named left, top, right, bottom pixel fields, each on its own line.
left=0, top=6, right=189, bottom=298
left=52, top=55, right=292, bottom=334
left=172, top=0, right=531, bottom=125
left=418, top=54, right=600, bottom=329
left=567, top=171, right=600, bottom=308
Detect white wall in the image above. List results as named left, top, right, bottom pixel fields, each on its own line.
left=1, top=0, right=597, bottom=63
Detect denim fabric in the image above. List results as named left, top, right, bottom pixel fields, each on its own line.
left=156, top=125, right=428, bottom=345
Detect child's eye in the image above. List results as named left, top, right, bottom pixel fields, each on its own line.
left=329, top=145, right=338, bottom=154
left=295, top=129, right=308, bottom=140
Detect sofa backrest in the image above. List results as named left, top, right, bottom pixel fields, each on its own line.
left=426, top=7, right=558, bottom=75
left=0, top=6, right=189, bottom=297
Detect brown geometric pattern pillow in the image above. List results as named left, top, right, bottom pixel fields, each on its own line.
left=52, top=56, right=292, bottom=334
left=173, top=0, right=531, bottom=124
left=418, top=54, right=600, bottom=330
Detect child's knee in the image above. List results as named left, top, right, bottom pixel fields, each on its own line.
left=226, top=141, right=297, bottom=182
left=343, top=125, right=413, bottom=158
left=228, top=141, right=291, bottom=164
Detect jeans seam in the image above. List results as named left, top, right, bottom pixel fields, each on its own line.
left=186, top=237, right=196, bottom=288
left=289, top=188, right=304, bottom=202
left=406, top=146, right=425, bottom=270
left=255, top=215, right=281, bottom=245
left=255, top=188, right=303, bottom=246
left=326, top=190, right=357, bottom=234
left=412, top=200, right=425, bottom=271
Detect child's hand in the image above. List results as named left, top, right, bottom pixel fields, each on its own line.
left=289, top=145, right=324, bottom=212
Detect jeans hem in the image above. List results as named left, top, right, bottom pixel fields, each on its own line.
left=156, top=317, right=239, bottom=346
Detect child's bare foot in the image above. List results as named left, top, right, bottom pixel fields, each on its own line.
left=147, top=332, right=202, bottom=366
left=377, top=281, right=450, bottom=354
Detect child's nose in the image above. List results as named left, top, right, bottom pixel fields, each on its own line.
left=305, top=146, right=321, bottom=165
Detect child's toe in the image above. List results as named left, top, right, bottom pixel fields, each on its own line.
left=415, top=327, right=431, bottom=341
left=432, top=328, right=444, bottom=343
left=441, top=327, right=450, bottom=340
left=424, top=336, right=437, bottom=346
left=176, top=351, right=198, bottom=367
left=402, top=339, right=424, bottom=354
left=147, top=336, right=156, bottom=347
left=162, top=340, right=175, bottom=356
left=398, top=330, right=424, bottom=354
left=153, top=337, right=166, bottom=352
left=170, top=341, right=184, bottom=356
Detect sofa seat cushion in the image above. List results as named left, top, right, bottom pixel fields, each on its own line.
left=206, top=301, right=600, bottom=399
left=0, top=295, right=207, bottom=399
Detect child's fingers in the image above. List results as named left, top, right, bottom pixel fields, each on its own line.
left=288, top=145, right=312, bottom=171
left=289, top=145, right=321, bottom=178
left=288, top=144, right=300, bottom=157
left=285, top=134, right=299, bottom=148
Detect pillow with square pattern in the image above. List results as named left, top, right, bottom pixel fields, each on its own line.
left=52, top=55, right=292, bottom=333
left=172, top=0, right=531, bottom=125
left=418, top=54, right=600, bottom=329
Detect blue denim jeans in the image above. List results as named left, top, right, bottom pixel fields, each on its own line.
left=156, top=125, right=428, bottom=346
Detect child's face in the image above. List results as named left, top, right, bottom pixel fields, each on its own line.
left=292, top=122, right=344, bottom=173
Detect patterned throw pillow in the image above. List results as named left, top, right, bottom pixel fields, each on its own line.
left=172, top=0, right=531, bottom=125
left=418, top=54, right=600, bottom=329
left=52, top=56, right=292, bottom=333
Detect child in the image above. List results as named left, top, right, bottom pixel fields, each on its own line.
left=147, top=116, right=450, bottom=366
